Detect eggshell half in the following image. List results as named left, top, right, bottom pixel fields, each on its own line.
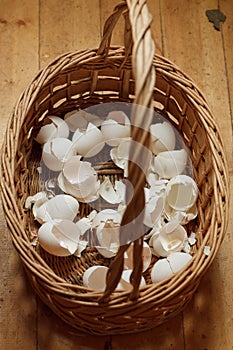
left=101, top=111, right=131, bottom=146
left=124, top=242, right=152, bottom=272
left=167, top=252, right=192, bottom=273
left=83, top=266, right=108, bottom=291
left=150, top=121, right=176, bottom=155
left=58, top=156, right=100, bottom=202
left=116, top=270, right=146, bottom=291
left=151, top=259, right=173, bottom=283
left=42, top=137, right=74, bottom=171
left=153, top=149, right=188, bottom=179
left=38, top=221, right=79, bottom=256
left=166, top=175, right=198, bottom=211
left=35, top=116, right=69, bottom=144
left=44, top=194, right=79, bottom=221
left=64, top=110, right=102, bottom=132
left=72, top=123, right=105, bottom=158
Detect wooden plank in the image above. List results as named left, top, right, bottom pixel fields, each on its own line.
left=0, top=1, right=39, bottom=349
left=39, top=0, right=101, bottom=68
left=37, top=1, right=110, bottom=348
left=220, top=0, right=233, bottom=145
left=160, top=0, right=232, bottom=158
left=111, top=319, right=185, bottom=350
left=160, top=1, right=233, bottom=349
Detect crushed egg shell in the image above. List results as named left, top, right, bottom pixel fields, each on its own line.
left=152, top=149, right=188, bottom=179
left=110, top=138, right=131, bottom=176
left=143, top=193, right=164, bottom=228
left=101, top=110, right=131, bottom=146
left=33, top=194, right=79, bottom=223
left=165, top=175, right=198, bottom=211
left=58, top=156, right=100, bottom=202
left=167, top=252, right=192, bottom=273
left=25, top=191, right=48, bottom=210
left=116, top=269, right=146, bottom=291
left=83, top=266, right=108, bottom=291
left=42, top=137, right=75, bottom=172
left=72, top=122, right=105, bottom=158
left=150, top=223, right=187, bottom=257
left=151, top=252, right=192, bottom=283
left=38, top=219, right=81, bottom=256
left=64, top=110, right=102, bottom=132
left=35, top=116, right=69, bottom=144
left=150, top=121, right=176, bottom=155
left=99, top=177, right=126, bottom=204
left=124, top=242, right=152, bottom=272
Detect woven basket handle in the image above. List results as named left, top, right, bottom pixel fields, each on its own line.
left=99, top=0, right=156, bottom=303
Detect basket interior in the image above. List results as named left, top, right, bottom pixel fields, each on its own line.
left=13, top=52, right=214, bottom=291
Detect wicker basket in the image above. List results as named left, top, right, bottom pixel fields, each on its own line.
left=0, top=0, right=229, bottom=335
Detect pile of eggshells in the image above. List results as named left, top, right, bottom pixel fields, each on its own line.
left=26, top=108, right=199, bottom=292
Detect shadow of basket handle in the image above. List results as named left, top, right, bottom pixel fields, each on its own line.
left=98, top=0, right=156, bottom=303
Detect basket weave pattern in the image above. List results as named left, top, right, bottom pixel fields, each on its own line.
left=0, top=0, right=229, bottom=335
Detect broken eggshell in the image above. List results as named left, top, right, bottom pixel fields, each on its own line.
left=64, top=110, right=102, bottom=132
left=99, top=177, right=126, bottom=204
left=150, top=121, right=176, bottom=155
left=58, top=156, right=100, bottom=202
left=164, top=200, right=198, bottom=224
left=110, top=138, right=131, bottom=177
left=165, top=175, right=198, bottom=211
left=151, top=252, right=192, bottom=283
left=149, top=222, right=187, bottom=257
left=124, top=241, right=152, bottom=272
left=143, top=190, right=164, bottom=228
left=116, top=269, right=146, bottom=291
left=101, top=110, right=131, bottom=146
left=35, top=116, right=69, bottom=144
left=72, top=122, right=105, bottom=158
left=83, top=265, right=109, bottom=291
left=92, top=209, right=121, bottom=258
left=38, top=219, right=82, bottom=256
left=42, top=137, right=75, bottom=172
left=152, top=149, right=188, bottom=179
left=33, top=194, right=79, bottom=224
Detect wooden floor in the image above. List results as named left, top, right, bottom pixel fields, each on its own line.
left=0, top=0, right=233, bottom=349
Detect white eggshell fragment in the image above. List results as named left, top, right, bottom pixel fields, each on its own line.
left=116, top=270, right=146, bottom=291
left=110, top=138, right=131, bottom=177
left=150, top=122, right=176, bottom=155
left=35, top=194, right=79, bottom=223
left=167, top=252, right=192, bottom=273
left=38, top=219, right=81, bottom=256
left=151, top=259, right=173, bottom=283
left=83, top=266, right=108, bottom=291
left=99, top=177, right=126, bottom=204
left=72, top=123, right=105, bottom=158
left=152, top=149, right=188, bottom=179
left=157, top=224, right=187, bottom=257
left=143, top=194, right=164, bottom=228
left=93, top=209, right=121, bottom=258
left=165, top=175, right=198, bottom=211
left=58, top=156, right=100, bottom=202
left=101, top=110, right=131, bottom=146
left=25, top=191, right=48, bottom=210
left=42, top=137, right=75, bottom=171
left=64, top=110, right=102, bottom=132
left=124, top=242, right=152, bottom=272
left=35, top=116, right=69, bottom=144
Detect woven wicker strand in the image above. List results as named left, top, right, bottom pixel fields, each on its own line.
left=0, top=0, right=229, bottom=335
left=100, top=0, right=155, bottom=303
